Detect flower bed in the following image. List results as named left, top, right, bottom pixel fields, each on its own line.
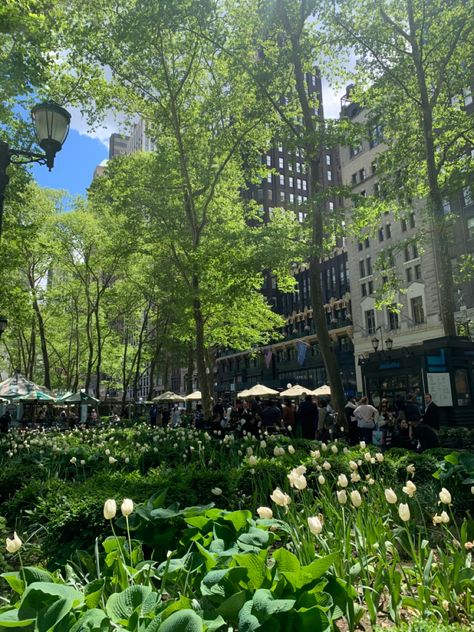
left=1, top=425, right=473, bottom=630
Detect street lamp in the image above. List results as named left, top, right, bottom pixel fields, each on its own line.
left=371, top=336, right=379, bottom=351
left=385, top=337, right=393, bottom=351
left=0, top=317, right=7, bottom=338
left=0, top=101, right=71, bottom=238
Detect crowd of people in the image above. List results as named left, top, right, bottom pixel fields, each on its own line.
left=148, top=391, right=441, bottom=453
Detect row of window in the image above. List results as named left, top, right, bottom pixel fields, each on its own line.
left=267, top=173, right=308, bottom=190
left=265, top=155, right=306, bottom=173
left=364, top=296, right=425, bottom=334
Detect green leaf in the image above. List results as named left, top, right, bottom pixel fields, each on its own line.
left=0, top=572, right=25, bottom=595
left=273, top=548, right=301, bottom=574
left=106, top=585, right=154, bottom=624
left=0, top=610, right=35, bottom=628
left=237, top=527, right=270, bottom=552
left=200, top=567, right=248, bottom=599
left=301, top=553, right=338, bottom=583
left=223, top=510, right=252, bottom=533
left=232, top=551, right=269, bottom=590
left=69, top=609, right=108, bottom=632
left=216, top=590, right=247, bottom=621
left=23, top=568, right=54, bottom=585
left=156, top=609, right=203, bottom=631
left=84, top=579, right=105, bottom=609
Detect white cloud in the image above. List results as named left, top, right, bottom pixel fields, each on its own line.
left=322, top=78, right=344, bottom=120
left=68, top=107, right=126, bottom=148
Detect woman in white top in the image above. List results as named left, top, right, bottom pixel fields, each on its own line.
left=353, top=396, right=378, bottom=444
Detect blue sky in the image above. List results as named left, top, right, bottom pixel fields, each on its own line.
left=32, top=128, right=108, bottom=197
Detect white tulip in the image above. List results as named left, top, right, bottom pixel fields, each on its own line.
left=331, top=445, right=338, bottom=454
left=440, top=510, right=450, bottom=524
left=439, top=488, right=452, bottom=505
left=375, top=453, right=384, bottom=463
left=359, top=441, right=366, bottom=449
left=307, top=516, right=323, bottom=535
left=70, top=457, right=77, bottom=465
left=318, top=474, right=326, bottom=484
left=402, top=480, right=417, bottom=497
left=398, top=503, right=410, bottom=522
left=337, top=490, right=347, bottom=505
left=322, top=461, right=331, bottom=471
left=288, top=445, right=295, bottom=454
left=351, top=472, right=361, bottom=483
left=257, top=506, right=273, bottom=519
left=406, top=464, right=416, bottom=477
left=121, top=498, right=134, bottom=517
left=248, top=455, right=258, bottom=466
left=211, top=487, right=222, bottom=496
left=311, top=450, right=320, bottom=459
left=321, top=443, right=328, bottom=452
left=6, top=532, right=22, bottom=554
left=270, top=487, right=291, bottom=507
left=350, top=490, right=362, bottom=508
left=349, top=460, right=358, bottom=471
left=385, top=488, right=398, bottom=504
left=337, top=474, right=349, bottom=488
left=103, top=499, right=117, bottom=520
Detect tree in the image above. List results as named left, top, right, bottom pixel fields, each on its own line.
left=54, top=0, right=302, bottom=418
left=325, top=0, right=474, bottom=336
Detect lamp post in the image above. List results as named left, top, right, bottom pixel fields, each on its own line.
left=0, top=101, right=71, bottom=239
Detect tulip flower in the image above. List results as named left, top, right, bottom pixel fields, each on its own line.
left=359, top=441, right=366, bottom=449
left=337, top=490, right=347, bottom=505
left=337, top=474, right=349, bottom=488
left=6, top=532, right=22, bottom=554
left=385, top=488, right=398, bottom=504
left=257, top=506, right=273, bottom=519
left=211, top=487, right=222, bottom=496
left=121, top=498, right=134, bottom=517
left=438, top=488, right=452, bottom=505
left=350, top=490, right=362, bottom=508
left=406, top=464, right=416, bottom=477
left=375, top=453, right=384, bottom=462
left=103, top=499, right=117, bottom=520
left=288, top=445, right=295, bottom=454
left=260, top=440, right=267, bottom=448
left=322, top=461, right=331, bottom=470
left=402, top=480, right=416, bottom=497
left=311, top=450, right=320, bottom=459
left=331, top=445, right=338, bottom=454
left=318, top=474, right=325, bottom=484
left=307, top=516, right=323, bottom=535
left=398, top=503, right=410, bottom=522
left=351, top=472, right=361, bottom=483
left=440, top=510, right=449, bottom=524
left=270, top=487, right=291, bottom=507
left=349, top=461, right=358, bottom=471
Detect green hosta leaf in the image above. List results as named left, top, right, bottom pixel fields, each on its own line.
left=19, top=582, right=84, bottom=617
left=296, top=605, right=330, bottom=632
left=216, top=590, right=247, bottom=621
left=232, top=551, right=269, bottom=590
left=301, top=553, right=338, bottom=583
left=0, top=572, right=25, bottom=595
left=195, top=542, right=218, bottom=571
left=237, top=527, right=270, bottom=552
left=23, top=568, right=54, bottom=586
left=0, top=610, right=35, bottom=628
left=223, top=510, right=252, bottom=533
left=238, top=590, right=295, bottom=631
left=69, top=609, right=109, bottom=632
left=156, top=609, right=203, bottom=631
left=106, top=585, right=154, bottom=624
left=200, top=567, right=248, bottom=599
left=103, top=536, right=126, bottom=555
left=159, top=595, right=193, bottom=623
left=273, top=548, right=300, bottom=575
left=84, top=579, right=105, bottom=609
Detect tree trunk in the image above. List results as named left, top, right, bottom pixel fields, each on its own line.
left=407, top=0, right=456, bottom=336
left=192, top=275, right=212, bottom=420
left=31, top=295, right=51, bottom=390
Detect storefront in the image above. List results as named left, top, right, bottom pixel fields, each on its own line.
left=360, top=336, right=474, bottom=426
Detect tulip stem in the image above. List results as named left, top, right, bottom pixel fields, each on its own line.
left=125, top=516, right=133, bottom=571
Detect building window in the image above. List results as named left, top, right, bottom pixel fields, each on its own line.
left=464, top=87, right=473, bottom=106
left=280, top=191, right=285, bottom=202
left=463, top=186, right=473, bottom=207
left=350, top=145, right=361, bottom=157
left=279, top=174, right=285, bottom=186
left=302, top=180, right=307, bottom=191
left=359, top=260, right=366, bottom=277
left=365, top=309, right=376, bottom=334
left=404, top=245, right=411, bottom=262
left=352, top=173, right=358, bottom=185
left=266, top=155, right=272, bottom=167
left=267, top=172, right=272, bottom=183
left=467, top=217, right=474, bottom=239
left=378, top=228, right=384, bottom=242
left=296, top=178, right=302, bottom=189
left=373, top=182, right=380, bottom=196
left=359, top=168, right=366, bottom=181
left=406, top=267, right=413, bottom=283
left=327, top=170, right=332, bottom=181
left=289, top=176, right=294, bottom=187
left=329, top=201, right=334, bottom=211
left=256, top=189, right=264, bottom=202
left=358, top=241, right=363, bottom=251
left=443, top=199, right=451, bottom=214
left=267, top=189, right=273, bottom=201
left=297, top=195, right=303, bottom=205
left=414, top=264, right=422, bottom=280
left=385, top=224, right=391, bottom=239
left=388, top=306, right=399, bottom=330
left=368, top=280, right=374, bottom=294
left=364, top=237, right=370, bottom=248
left=279, top=157, right=284, bottom=169
left=366, top=256, right=372, bottom=275
left=298, top=212, right=304, bottom=223
left=412, top=244, right=419, bottom=259
left=326, top=154, right=331, bottom=165
left=289, top=193, right=294, bottom=203
left=288, top=161, right=293, bottom=171
left=409, top=213, right=415, bottom=228
left=411, top=296, right=425, bottom=324
left=371, top=161, right=377, bottom=175
left=401, top=218, right=407, bottom=232
left=296, top=162, right=301, bottom=173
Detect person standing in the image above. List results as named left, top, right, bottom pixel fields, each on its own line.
left=353, top=396, right=378, bottom=444
left=404, top=395, right=421, bottom=423
left=149, top=404, right=158, bottom=427
left=344, top=398, right=358, bottom=445
left=282, top=398, right=296, bottom=434
left=297, top=395, right=319, bottom=440
left=260, top=399, right=282, bottom=431
left=422, top=393, right=440, bottom=430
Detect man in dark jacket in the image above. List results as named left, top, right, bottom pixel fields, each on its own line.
left=422, top=393, right=440, bottom=430
left=405, top=395, right=421, bottom=422
left=297, top=395, right=319, bottom=440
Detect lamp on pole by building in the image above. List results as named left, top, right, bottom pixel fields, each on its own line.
left=0, top=101, right=71, bottom=239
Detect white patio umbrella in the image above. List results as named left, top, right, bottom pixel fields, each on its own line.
left=312, top=384, right=331, bottom=397
left=237, top=389, right=251, bottom=399
left=279, top=384, right=313, bottom=398
left=153, top=391, right=185, bottom=402
left=184, top=390, right=202, bottom=401
left=245, top=384, right=279, bottom=397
